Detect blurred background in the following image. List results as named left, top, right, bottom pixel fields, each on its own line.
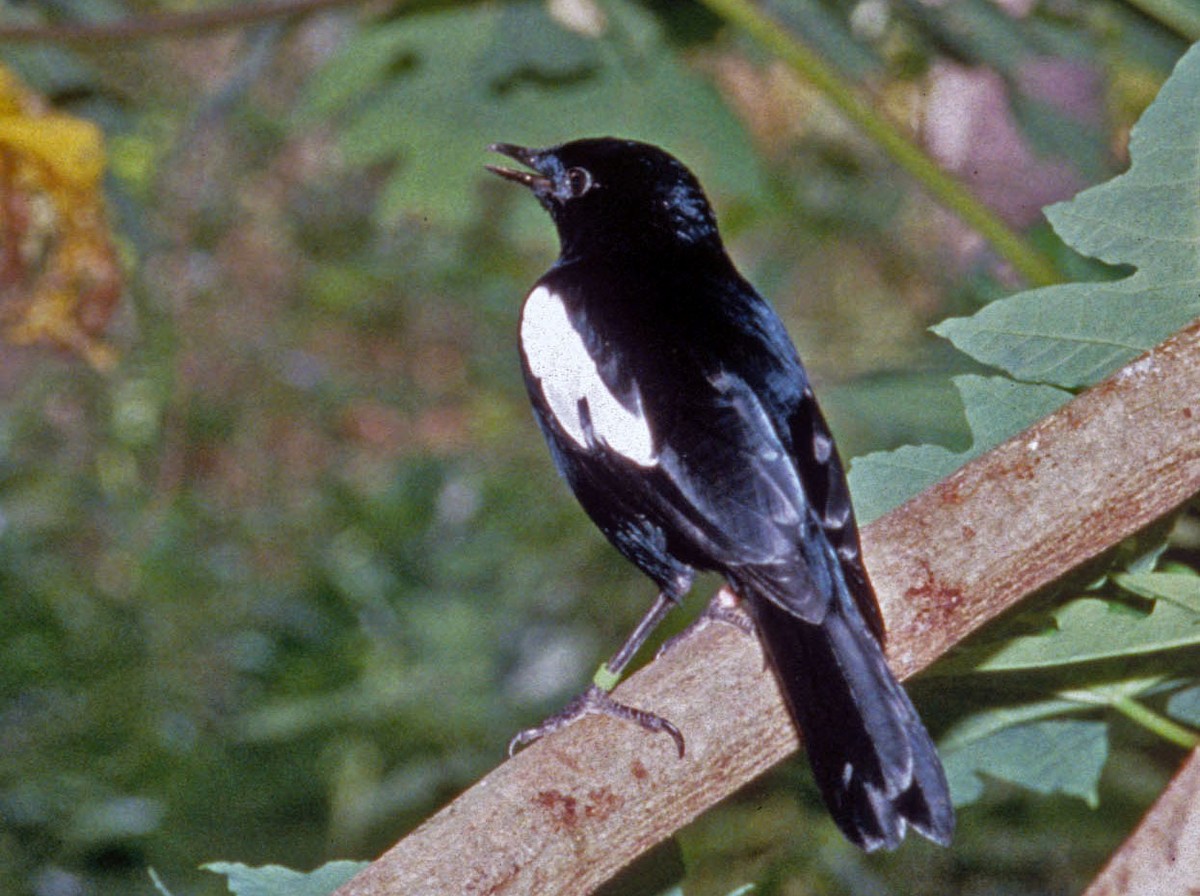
left=0, top=0, right=1196, bottom=894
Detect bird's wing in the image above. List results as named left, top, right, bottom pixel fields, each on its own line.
left=647, top=367, right=843, bottom=625
left=520, top=282, right=659, bottom=469
left=520, top=273, right=874, bottom=628
left=782, top=379, right=885, bottom=638
left=732, top=293, right=885, bottom=638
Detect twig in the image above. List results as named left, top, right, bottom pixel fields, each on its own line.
left=1122, top=0, right=1200, bottom=42
left=334, top=316, right=1200, bottom=896
left=0, top=0, right=365, bottom=44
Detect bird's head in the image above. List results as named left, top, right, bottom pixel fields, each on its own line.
left=487, top=138, right=722, bottom=260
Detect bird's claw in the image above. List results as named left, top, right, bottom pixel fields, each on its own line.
left=508, top=684, right=685, bottom=758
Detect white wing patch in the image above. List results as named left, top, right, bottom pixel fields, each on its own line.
left=520, top=285, right=657, bottom=467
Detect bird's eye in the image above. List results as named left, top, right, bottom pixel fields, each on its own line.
left=565, top=167, right=594, bottom=198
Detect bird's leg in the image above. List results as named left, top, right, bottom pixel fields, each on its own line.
left=508, top=591, right=686, bottom=757
left=595, top=590, right=678, bottom=685
left=656, top=586, right=757, bottom=660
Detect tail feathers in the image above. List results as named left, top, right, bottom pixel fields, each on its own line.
left=743, top=589, right=954, bottom=851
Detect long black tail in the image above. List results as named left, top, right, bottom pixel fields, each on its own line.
left=742, top=588, right=954, bottom=851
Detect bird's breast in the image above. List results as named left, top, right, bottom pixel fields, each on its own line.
left=519, top=285, right=658, bottom=468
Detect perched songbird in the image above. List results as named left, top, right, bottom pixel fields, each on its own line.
left=487, top=137, right=953, bottom=851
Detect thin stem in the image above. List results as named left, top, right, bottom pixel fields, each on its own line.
left=0, top=0, right=364, bottom=43
left=1111, top=695, right=1200, bottom=750
left=696, top=0, right=1064, bottom=287
left=1122, top=0, right=1200, bottom=42
left=1062, top=687, right=1200, bottom=750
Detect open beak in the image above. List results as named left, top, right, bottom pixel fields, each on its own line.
left=486, top=143, right=553, bottom=191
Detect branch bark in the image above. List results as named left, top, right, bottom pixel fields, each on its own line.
left=1082, top=748, right=1200, bottom=896
left=336, top=318, right=1200, bottom=896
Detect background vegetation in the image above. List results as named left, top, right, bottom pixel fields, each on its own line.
left=1, top=1, right=1198, bottom=894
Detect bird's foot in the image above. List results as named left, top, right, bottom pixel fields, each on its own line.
left=656, top=586, right=756, bottom=659
left=508, top=683, right=685, bottom=758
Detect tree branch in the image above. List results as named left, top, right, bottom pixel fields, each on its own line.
left=0, top=0, right=366, bottom=44
left=1082, top=748, right=1200, bottom=896
left=336, top=318, right=1200, bottom=896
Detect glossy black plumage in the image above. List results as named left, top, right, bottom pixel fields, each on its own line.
left=489, top=137, right=954, bottom=851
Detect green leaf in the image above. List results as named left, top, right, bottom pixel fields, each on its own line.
left=202, top=861, right=369, bottom=896
left=1168, top=684, right=1200, bottom=727
left=1058, top=677, right=1169, bottom=707
left=1113, top=571, right=1200, bottom=612
left=848, top=374, right=1069, bottom=522
left=299, top=0, right=764, bottom=228
left=937, top=594, right=1200, bottom=674
left=933, top=42, right=1200, bottom=387
left=941, top=711, right=1108, bottom=807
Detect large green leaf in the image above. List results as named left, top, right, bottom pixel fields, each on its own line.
left=299, top=0, right=765, bottom=228
left=939, top=700, right=1108, bottom=807
left=936, top=594, right=1200, bottom=674
left=847, top=374, right=1069, bottom=523
left=933, top=42, right=1200, bottom=387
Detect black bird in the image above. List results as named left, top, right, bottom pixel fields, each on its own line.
left=487, top=137, right=953, bottom=851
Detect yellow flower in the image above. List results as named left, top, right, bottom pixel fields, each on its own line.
left=0, top=64, right=121, bottom=369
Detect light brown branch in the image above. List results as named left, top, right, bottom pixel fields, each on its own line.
left=337, top=318, right=1200, bottom=896
left=1082, top=748, right=1200, bottom=896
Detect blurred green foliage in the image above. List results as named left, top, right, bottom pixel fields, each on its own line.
left=1, top=1, right=1198, bottom=895
left=297, top=0, right=767, bottom=227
